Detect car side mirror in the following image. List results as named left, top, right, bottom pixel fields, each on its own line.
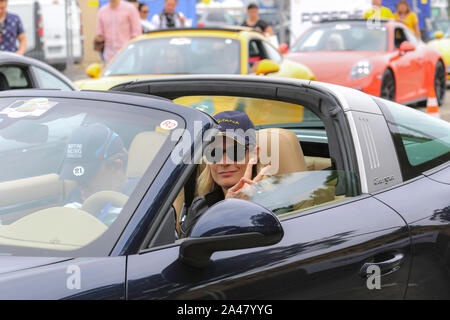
left=256, top=59, right=280, bottom=75
left=399, top=41, right=416, bottom=54
left=86, top=63, right=101, bottom=79
left=434, top=30, right=444, bottom=39
left=179, top=199, right=284, bottom=268
left=279, top=43, right=289, bottom=55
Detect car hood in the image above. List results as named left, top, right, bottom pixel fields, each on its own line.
left=428, top=38, right=450, bottom=65
left=284, top=51, right=384, bottom=84
left=0, top=256, right=72, bottom=275
left=75, top=74, right=163, bottom=91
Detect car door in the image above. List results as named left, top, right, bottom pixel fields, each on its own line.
left=403, top=28, right=427, bottom=99
left=390, top=26, right=422, bottom=102
left=373, top=98, right=450, bottom=299
left=0, top=257, right=126, bottom=299
left=113, top=76, right=412, bottom=299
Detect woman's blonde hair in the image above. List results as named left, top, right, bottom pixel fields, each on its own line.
left=196, top=152, right=264, bottom=197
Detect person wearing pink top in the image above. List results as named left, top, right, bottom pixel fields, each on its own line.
left=95, top=0, right=142, bottom=63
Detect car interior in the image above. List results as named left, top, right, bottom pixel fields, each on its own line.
left=0, top=94, right=360, bottom=252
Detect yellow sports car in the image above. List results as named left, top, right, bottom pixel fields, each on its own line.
left=428, top=29, right=450, bottom=80
left=75, top=27, right=316, bottom=90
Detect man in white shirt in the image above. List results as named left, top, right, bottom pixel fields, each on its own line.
left=151, top=0, right=186, bottom=29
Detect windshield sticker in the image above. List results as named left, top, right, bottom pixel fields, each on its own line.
left=160, top=119, right=178, bottom=131
left=169, top=38, right=191, bottom=46
left=335, top=24, right=351, bottom=30
left=73, top=166, right=85, bottom=177
left=0, top=98, right=57, bottom=119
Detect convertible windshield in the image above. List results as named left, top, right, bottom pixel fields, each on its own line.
left=104, top=36, right=241, bottom=76
left=0, top=96, right=181, bottom=255
left=291, top=23, right=388, bottom=52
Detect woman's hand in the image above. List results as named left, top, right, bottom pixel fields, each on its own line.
left=225, top=159, right=271, bottom=199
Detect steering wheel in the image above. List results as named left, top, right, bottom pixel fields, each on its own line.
left=81, top=190, right=129, bottom=218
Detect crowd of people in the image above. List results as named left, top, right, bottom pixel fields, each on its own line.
left=0, top=0, right=426, bottom=61
left=365, top=0, right=421, bottom=39
left=94, top=0, right=273, bottom=63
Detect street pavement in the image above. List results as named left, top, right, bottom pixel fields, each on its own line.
left=64, top=64, right=450, bottom=122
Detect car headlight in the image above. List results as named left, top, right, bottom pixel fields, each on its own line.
left=350, top=60, right=372, bottom=79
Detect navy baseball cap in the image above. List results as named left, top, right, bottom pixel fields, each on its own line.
left=59, top=123, right=125, bottom=182
left=213, top=111, right=256, bottom=147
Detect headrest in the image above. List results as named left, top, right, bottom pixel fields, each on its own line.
left=256, top=128, right=307, bottom=175
left=126, top=131, right=167, bottom=178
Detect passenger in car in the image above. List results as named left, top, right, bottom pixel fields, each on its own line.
left=180, top=111, right=271, bottom=238
left=59, top=123, right=138, bottom=224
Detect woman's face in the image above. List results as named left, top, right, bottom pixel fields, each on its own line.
left=209, top=138, right=252, bottom=190
left=140, top=5, right=149, bottom=19
left=397, top=3, right=408, bottom=14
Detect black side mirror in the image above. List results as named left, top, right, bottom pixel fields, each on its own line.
left=179, top=199, right=283, bottom=268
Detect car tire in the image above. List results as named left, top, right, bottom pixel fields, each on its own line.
left=434, top=60, right=446, bottom=106
left=380, top=69, right=395, bottom=101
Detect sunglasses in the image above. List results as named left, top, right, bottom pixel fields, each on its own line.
left=204, top=143, right=249, bottom=163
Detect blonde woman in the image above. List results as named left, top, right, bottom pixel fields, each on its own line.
left=394, top=0, right=421, bottom=39
left=180, top=111, right=271, bottom=238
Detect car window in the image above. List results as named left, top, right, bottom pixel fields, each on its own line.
left=104, top=37, right=241, bottom=76
left=173, top=95, right=360, bottom=236
left=261, top=41, right=282, bottom=64
left=375, top=98, right=450, bottom=180
left=239, top=170, right=358, bottom=218
left=0, top=96, right=183, bottom=256
left=248, top=39, right=265, bottom=73
left=173, top=95, right=323, bottom=128
left=0, top=66, right=30, bottom=89
left=291, top=23, right=388, bottom=52
left=394, top=27, right=408, bottom=49
left=33, top=67, right=73, bottom=91
left=249, top=39, right=262, bottom=58
left=404, top=27, right=419, bottom=45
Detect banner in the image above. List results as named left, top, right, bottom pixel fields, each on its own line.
left=290, top=0, right=371, bottom=44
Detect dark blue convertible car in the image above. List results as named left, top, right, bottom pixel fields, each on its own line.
left=0, top=75, right=449, bottom=299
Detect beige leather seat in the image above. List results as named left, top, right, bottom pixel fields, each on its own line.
left=127, top=131, right=184, bottom=233
left=304, top=156, right=332, bottom=171
left=126, top=131, right=167, bottom=179
left=256, top=128, right=307, bottom=175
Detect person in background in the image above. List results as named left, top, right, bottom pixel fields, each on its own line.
left=241, top=3, right=274, bottom=37
left=364, top=0, right=394, bottom=20
left=95, top=0, right=142, bottom=63
left=151, top=0, right=186, bottom=29
left=60, top=123, right=137, bottom=226
left=394, top=0, right=421, bottom=39
left=0, top=0, right=26, bottom=55
left=139, top=3, right=154, bottom=33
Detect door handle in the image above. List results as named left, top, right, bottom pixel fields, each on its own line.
left=359, top=252, right=404, bottom=278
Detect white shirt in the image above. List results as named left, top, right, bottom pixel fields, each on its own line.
left=150, top=11, right=186, bottom=29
